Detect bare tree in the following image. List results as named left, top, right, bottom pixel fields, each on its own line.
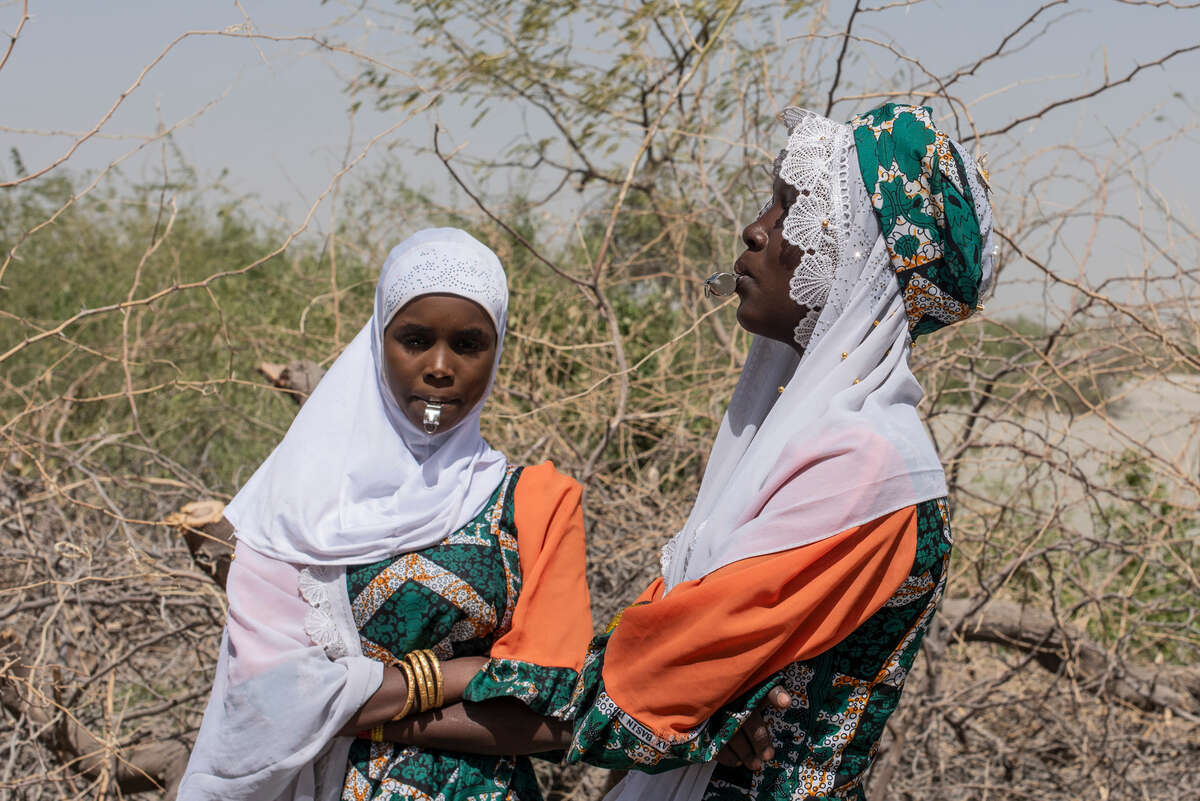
left=1, top=1, right=1197, bottom=798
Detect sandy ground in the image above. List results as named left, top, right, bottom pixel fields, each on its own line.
left=932, top=372, right=1200, bottom=535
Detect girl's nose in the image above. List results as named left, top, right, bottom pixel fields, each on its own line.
left=742, top=219, right=768, bottom=251
left=424, top=346, right=454, bottom=386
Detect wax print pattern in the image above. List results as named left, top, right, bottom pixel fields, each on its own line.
left=850, top=104, right=982, bottom=340
left=566, top=499, right=952, bottom=801
left=341, top=465, right=577, bottom=801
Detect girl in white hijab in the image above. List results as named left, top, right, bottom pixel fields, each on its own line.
left=180, top=228, right=594, bottom=801
left=557, top=104, right=995, bottom=801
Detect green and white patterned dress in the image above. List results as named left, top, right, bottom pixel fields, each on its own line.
left=341, top=463, right=591, bottom=801
left=565, top=499, right=952, bottom=801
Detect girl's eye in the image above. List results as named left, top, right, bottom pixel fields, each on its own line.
left=453, top=336, right=486, bottom=354
left=774, top=197, right=791, bottom=229
left=400, top=335, right=429, bottom=349
left=774, top=186, right=798, bottom=228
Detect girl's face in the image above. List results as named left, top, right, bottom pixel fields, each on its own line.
left=382, top=294, right=498, bottom=432
left=733, top=175, right=811, bottom=349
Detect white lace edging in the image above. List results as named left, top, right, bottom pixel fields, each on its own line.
left=776, top=108, right=852, bottom=349
left=792, top=307, right=822, bottom=347
left=299, top=566, right=350, bottom=659
left=661, top=520, right=708, bottom=589
left=659, top=533, right=679, bottom=578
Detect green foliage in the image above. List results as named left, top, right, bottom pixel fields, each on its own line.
left=1087, top=452, right=1200, bottom=664
left=364, top=0, right=810, bottom=200
left=0, top=168, right=735, bottom=514
left=951, top=446, right=1200, bottom=668
left=0, top=171, right=370, bottom=495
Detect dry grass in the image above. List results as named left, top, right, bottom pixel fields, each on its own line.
left=2, top=1, right=1199, bottom=799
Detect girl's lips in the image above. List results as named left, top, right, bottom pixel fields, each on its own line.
left=733, top=262, right=753, bottom=295
left=734, top=257, right=754, bottom=281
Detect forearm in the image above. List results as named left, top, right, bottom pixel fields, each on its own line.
left=340, top=656, right=486, bottom=734
left=387, top=698, right=572, bottom=755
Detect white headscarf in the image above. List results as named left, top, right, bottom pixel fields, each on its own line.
left=609, top=108, right=994, bottom=801
left=661, top=107, right=995, bottom=588
left=180, top=229, right=511, bottom=801
left=224, top=227, right=510, bottom=566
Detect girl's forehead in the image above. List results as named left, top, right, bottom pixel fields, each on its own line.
left=390, top=294, right=497, bottom=334
left=772, top=174, right=799, bottom=200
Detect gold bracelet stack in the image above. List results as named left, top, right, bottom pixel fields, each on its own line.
left=407, top=649, right=444, bottom=711
left=390, top=658, right=417, bottom=721
left=423, top=649, right=444, bottom=708
left=408, top=651, right=429, bottom=712
left=388, top=649, right=444, bottom=720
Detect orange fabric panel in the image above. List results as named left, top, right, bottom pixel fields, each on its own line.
left=602, top=577, right=665, bottom=633
left=636, top=579, right=664, bottom=605
left=490, top=461, right=593, bottom=671
left=602, top=506, right=919, bottom=739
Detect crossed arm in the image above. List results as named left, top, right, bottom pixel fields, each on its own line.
left=333, top=507, right=917, bottom=765
left=339, top=655, right=784, bottom=763
left=338, top=656, right=568, bottom=754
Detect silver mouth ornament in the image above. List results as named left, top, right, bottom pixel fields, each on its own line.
left=422, top=401, right=443, bottom=434
left=704, top=272, right=738, bottom=298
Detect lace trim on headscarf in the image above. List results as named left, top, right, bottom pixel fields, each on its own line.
left=777, top=108, right=852, bottom=348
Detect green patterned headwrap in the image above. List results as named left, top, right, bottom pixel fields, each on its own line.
left=849, top=103, right=987, bottom=340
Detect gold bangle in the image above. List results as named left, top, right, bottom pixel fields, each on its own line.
left=415, top=651, right=434, bottom=712
left=370, top=724, right=384, bottom=743
left=416, top=649, right=442, bottom=709
left=405, top=651, right=432, bottom=713
left=422, top=649, right=444, bottom=708
left=392, top=658, right=416, bottom=721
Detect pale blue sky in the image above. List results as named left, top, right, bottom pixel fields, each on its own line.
left=2, top=1, right=1197, bottom=311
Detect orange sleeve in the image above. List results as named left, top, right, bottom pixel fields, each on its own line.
left=601, top=505, right=918, bottom=739
left=488, top=461, right=593, bottom=670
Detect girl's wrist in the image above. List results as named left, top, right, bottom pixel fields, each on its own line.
left=439, top=656, right=489, bottom=706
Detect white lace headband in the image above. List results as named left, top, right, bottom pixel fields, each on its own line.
left=775, top=108, right=853, bottom=347
left=379, top=238, right=508, bottom=335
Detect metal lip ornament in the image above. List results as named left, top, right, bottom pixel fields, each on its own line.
left=704, top=271, right=738, bottom=298
left=422, top=401, right=443, bottom=434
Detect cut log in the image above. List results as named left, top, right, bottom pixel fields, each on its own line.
left=0, top=631, right=188, bottom=798
left=257, top=359, right=325, bottom=406
left=165, top=500, right=234, bottom=590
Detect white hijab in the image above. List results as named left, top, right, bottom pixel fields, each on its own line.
left=224, top=227, right=510, bottom=566
left=610, top=108, right=994, bottom=801
left=180, top=229, right=511, bottom=801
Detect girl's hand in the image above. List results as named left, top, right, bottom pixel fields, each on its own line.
left=715, top=685, right=790, bottom=770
